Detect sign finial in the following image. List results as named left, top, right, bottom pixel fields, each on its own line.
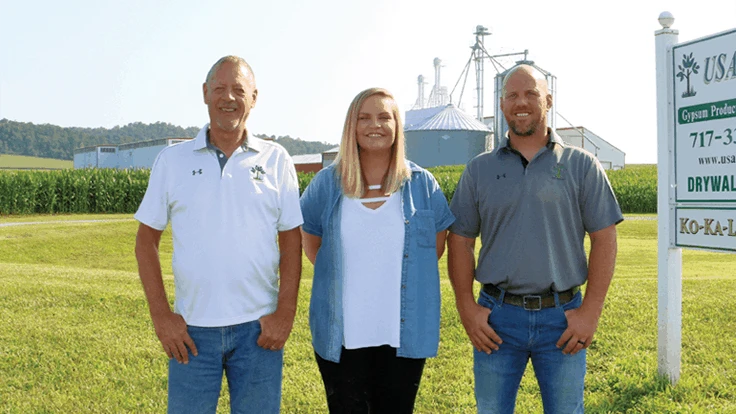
left=658, top=11, right=675, bottom=29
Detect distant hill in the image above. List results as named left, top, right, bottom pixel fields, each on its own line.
left=0, top=119, right=333, bottom=160
left=253, top=133, right=333, bottom=156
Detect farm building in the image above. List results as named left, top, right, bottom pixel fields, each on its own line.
left=117, top=138, right=191, bottom=169
left=486, top=116, right=624, bottom=171
left=72, top=145, right=119, bottom=169
left=405, top=104, right=492, bottom=168
left=556, top=127, right=625, bottom=170
left=292, top=154, right=322, bottom=173
left=322, top=146, right=339, bottom=169
left=73, top=138, right=191, bottom=169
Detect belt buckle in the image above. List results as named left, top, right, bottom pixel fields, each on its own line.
left=523, top=295, right=542, bottom=311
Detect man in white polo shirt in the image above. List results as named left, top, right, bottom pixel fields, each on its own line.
left=134, top=55, right=303, bottom=413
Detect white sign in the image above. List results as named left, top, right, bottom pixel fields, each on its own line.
left=673, top=29, right=736, bottom=203
left=676, top=208, right=736, bottom=252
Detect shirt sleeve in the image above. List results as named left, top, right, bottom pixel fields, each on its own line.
left=299, top=169, right=329, bottom=238
left=580, top=157, right=624, bottom=233
left=134, top=150, right=170, bottom=231
left=277, top=153, right=304, bottom=232
left=427, top=172, right=455, bottom=232
left=448, top=163, right=481, bottom=238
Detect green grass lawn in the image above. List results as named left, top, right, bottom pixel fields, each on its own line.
left=1, top=215, right=735, bottom=413
left=0, top=154, right=72, bottom=169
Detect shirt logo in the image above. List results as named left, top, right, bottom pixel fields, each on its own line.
left=553, top=163, right=565, bottom=180
left=250, top=165, right=265, bottom=181
left=496, top=173, right=506, bottom=179
left=192, top=169, right=203, bottom=176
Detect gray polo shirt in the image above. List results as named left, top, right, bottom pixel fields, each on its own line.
left=449, top=130, right=623, bottom=295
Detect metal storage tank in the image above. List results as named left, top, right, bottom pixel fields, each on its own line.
left=493, top=60, right=557, bottom=149
left=405, top=104, right=492, bottom=168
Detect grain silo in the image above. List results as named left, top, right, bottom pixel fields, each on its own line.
left=405, top=104, right=492, bottom=168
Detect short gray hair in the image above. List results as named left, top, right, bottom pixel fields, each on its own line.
left=205, top=55, right=256, bottom=87
left=502, top=64, right=548, bottom=97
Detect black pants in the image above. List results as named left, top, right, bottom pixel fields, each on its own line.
left=315, top=346, right=426, bottom=414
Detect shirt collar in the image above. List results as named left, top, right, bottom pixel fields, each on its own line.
left=193, top=123, right=260, bottom=153
left=499, top=127, right=565, bottom=154
left=404, top=159, right=424, bottom=173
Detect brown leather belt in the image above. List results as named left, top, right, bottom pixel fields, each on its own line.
left=482, top=284, right=580, bottom=311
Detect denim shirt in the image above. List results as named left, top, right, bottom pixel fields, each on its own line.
left=300, top=161, right=455, bottom=363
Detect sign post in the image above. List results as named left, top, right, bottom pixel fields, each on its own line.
left=655, top=12, right=682, bottom=384
left=655, top=12, right=736, bottom=384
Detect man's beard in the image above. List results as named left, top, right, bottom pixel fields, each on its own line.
left=508, top=116, right=546, bottom=137
left=508, top=120, right=538, bottom=137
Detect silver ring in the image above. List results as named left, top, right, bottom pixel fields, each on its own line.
left=577, top=340, right=586, bottom=345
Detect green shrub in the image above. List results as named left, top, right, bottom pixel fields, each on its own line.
left=297, top=172, right=315, bottom=195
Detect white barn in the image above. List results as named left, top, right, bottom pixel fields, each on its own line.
left=480, top=117, right=625, bottom=171
left=73, top=145, right=119, bottom=169
left=73, top=138, right=191, bottom=169
left=117, top=138, right=191, bottom=169
left=556, top=127, right=625, bottom=170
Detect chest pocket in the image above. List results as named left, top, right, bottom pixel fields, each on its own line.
left=413, top=209, right=436, bottom=248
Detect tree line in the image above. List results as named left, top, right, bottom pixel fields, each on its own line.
left=0, top=119, right=334, bottom=160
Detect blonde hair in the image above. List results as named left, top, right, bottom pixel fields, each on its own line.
left=335, top=88, right=411, bottom=198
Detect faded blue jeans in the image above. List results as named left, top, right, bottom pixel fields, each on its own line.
left=474, top=289, right=586, bottom=414
left=167, top=320, right=283, bottom=414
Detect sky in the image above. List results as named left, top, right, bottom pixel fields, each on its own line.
left=1, top=0, right=735, bottom=164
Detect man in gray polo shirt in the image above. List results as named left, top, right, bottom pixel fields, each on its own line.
left=448, top=64, right=623, bottom=413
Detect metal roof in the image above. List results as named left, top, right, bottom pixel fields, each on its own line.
left=291, top=154, right=322, bottom=164
left=404, top=106, right=444, bottom=129
left=405, top=104, right=491, bottom=132
left=73, top=144, right=119, bottom=154
left=556, top=126, right=625, bottom=155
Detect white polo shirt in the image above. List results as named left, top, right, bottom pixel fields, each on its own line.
left=135, top=124, right=303, bottom=327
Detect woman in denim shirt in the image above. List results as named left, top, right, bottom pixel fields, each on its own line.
left=300, top=87, right=455, bottom=413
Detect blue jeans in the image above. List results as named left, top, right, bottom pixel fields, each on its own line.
left=474, top=289, right=586, bottom=414
left=167, top=320, right=283, bottom=414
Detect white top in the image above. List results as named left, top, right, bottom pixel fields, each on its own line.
left=340, top=192, right=404, bottom=349
left=134, top=124, right=304, bottom=327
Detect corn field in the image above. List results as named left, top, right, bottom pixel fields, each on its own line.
left=427, top=164, right=658, bottom=214
left=0, top=169, right=149, bottom=215
left=605, top=165, right=657, bottom=213
left=0, top=165, right=657, bottom=215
